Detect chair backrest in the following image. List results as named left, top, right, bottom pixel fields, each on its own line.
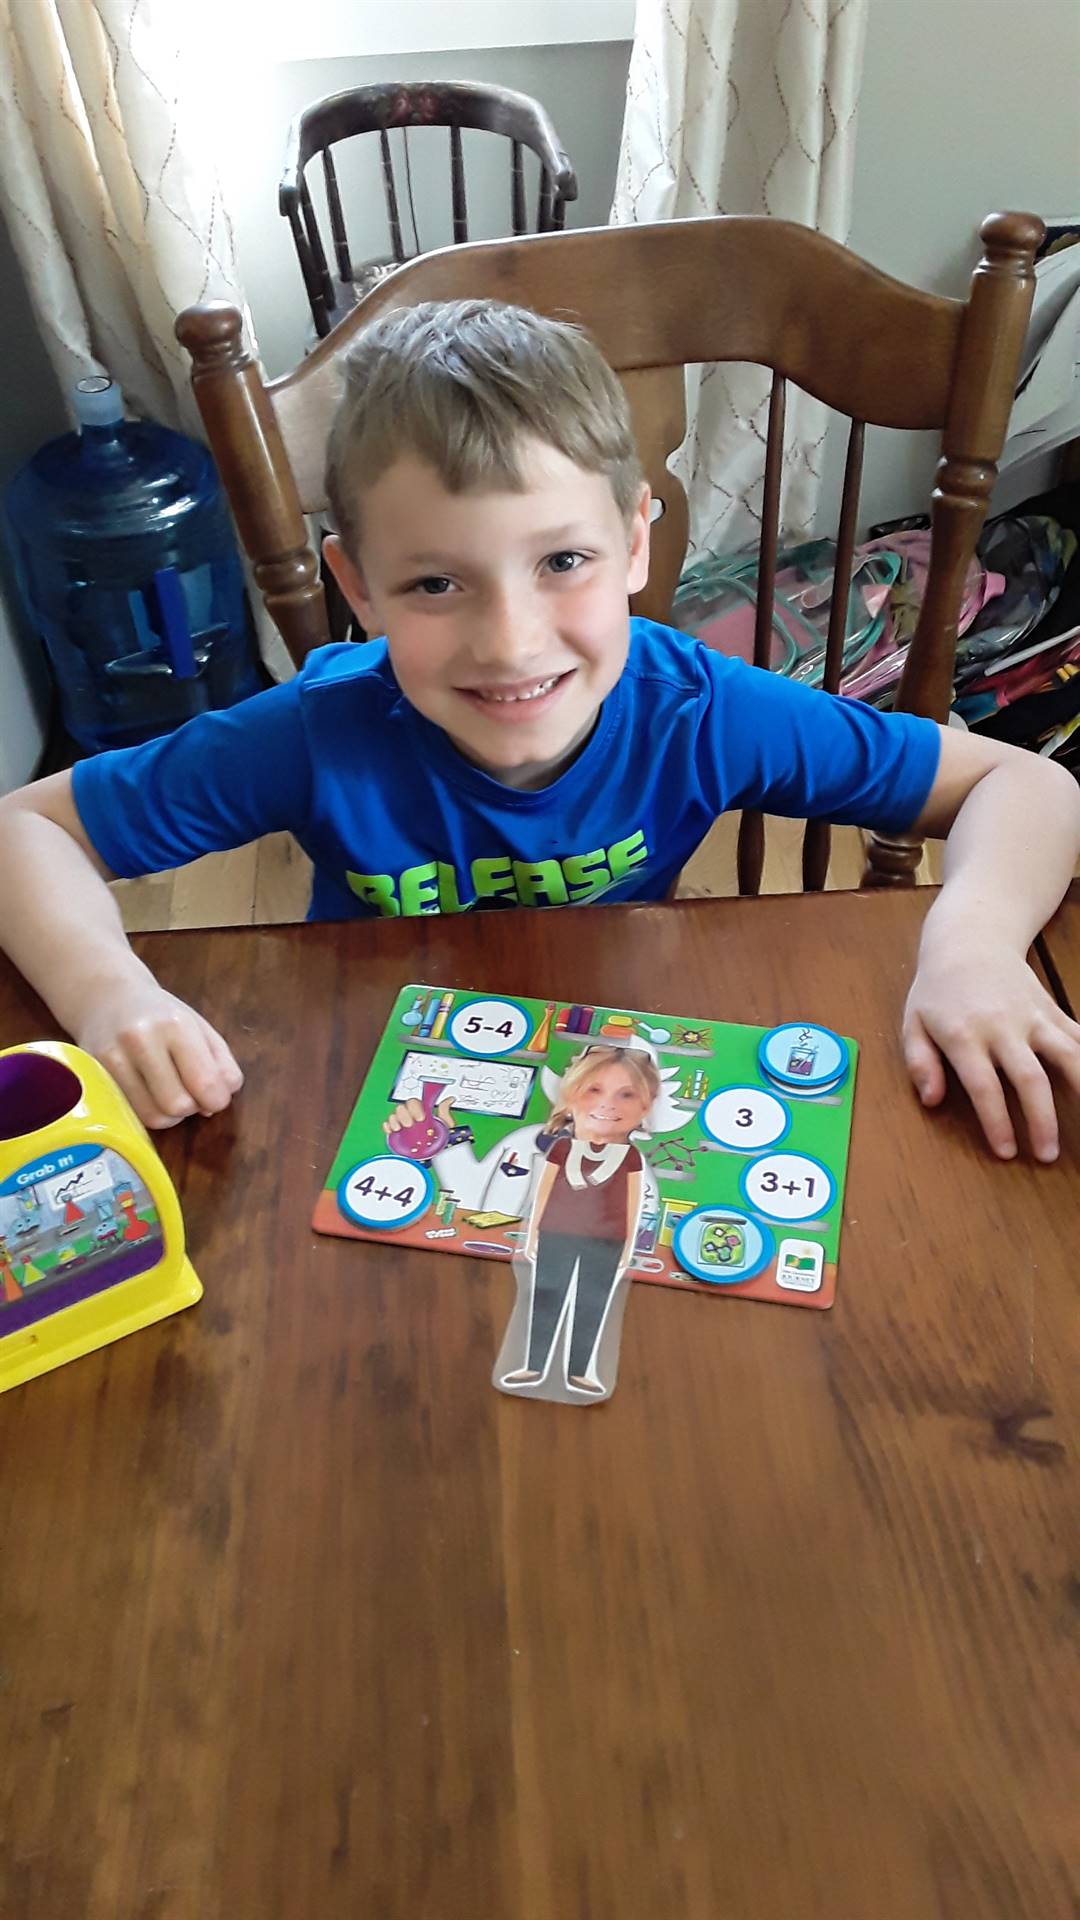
left=279, top=81, right=579, bottom=337
left=177, top=211, right=1041, bottom=891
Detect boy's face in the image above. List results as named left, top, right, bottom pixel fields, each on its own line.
left=325, top=438, right=651, bottom=789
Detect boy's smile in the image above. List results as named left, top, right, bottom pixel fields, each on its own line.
left=325, top=439, right=651, bottom=789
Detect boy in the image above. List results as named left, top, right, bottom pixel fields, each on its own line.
left=0, top=301, right=1078, bottom=1159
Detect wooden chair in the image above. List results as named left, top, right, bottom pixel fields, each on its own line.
left=176, top=211, right=1042, bottom=891
left=280, top=80, right=578, bottom=338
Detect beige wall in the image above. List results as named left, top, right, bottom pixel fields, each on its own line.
left=815, top=0, right=1080, bottom=532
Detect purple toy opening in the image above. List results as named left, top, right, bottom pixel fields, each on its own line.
left=0, top=1052, right=83, bottom=1141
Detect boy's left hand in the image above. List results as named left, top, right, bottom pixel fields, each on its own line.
left=903, top=944, right=1080, bottom=1162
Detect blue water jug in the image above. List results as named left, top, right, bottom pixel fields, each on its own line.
left=4, top=377, right=261, bottom=754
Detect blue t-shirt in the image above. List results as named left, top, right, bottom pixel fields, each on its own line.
left=72, top=619, right=940, bottom=920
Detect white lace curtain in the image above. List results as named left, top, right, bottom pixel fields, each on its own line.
left=0, top=0, right=252, bottom=434
left=612, top=0, right=869, bottom=554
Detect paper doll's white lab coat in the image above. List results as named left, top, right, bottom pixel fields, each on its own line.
left=430, top=1056, right=684, bottom=1222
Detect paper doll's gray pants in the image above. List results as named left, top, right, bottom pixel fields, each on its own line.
left=528, top=1231, right=623, bottom=1379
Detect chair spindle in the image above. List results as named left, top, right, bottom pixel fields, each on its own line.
left=803, top=417, right=865, bottom=891
left=737, top=371, right=786, bottom=897
left=321, top=150, right=352, bottom=285
left=510, top=140, right=527, bottom=236
left=380, top=131, right=406, bottom=263
left=450, top=126, right=468, bottom=243
left=285, top=206, right=325, bottom=335
left=299, top=177, right=334, bottom=317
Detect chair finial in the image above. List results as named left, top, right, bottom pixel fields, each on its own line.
left=978, top=210, right=1045, bottom=269
left=175, top=303, right=247, bottom=370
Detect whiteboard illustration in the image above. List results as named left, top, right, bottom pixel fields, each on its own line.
left=390, top=1051, right=537, bottom=1119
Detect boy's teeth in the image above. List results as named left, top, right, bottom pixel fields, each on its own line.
left=480, top=677, right=557, bottom=703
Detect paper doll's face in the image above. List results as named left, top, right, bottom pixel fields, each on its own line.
left=566, top=1062, right=651, bottom=1142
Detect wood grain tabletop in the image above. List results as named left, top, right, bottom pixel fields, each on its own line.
left=1, top=889, right=1076, bottom=1920
left=1041, top=877, right=1080, bottom=1018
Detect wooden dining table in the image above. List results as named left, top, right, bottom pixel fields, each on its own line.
left=1, top=886, right=1077, bottom=1920
left=1041, top=876, right=1080, bottom=1019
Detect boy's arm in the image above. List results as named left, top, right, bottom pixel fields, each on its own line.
left=0, top=772, right=242, bottom=1128
left=904, top=728, right=1080, bottom=1161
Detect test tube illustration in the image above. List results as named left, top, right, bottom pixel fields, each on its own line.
left=429, top=991, right=455, bottom=1042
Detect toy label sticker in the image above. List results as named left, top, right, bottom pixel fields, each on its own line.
left=740, top=1152, right=835, bottom=1223
left=777, top=1239, right=825, bottom=1292
left=390, top=1050, right=536, bottom=1119
left=448, top=998, right=532, bottom=1056
left=700, top=1085, right=789, bottom=1152
left=0, top=1149, right=163, bottom=1321
left=758, top=1024, right=849, bottom=1091
left=338, top=1156, right=434, bottom=1230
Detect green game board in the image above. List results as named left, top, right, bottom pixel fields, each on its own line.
left=314, top=985, right=859, bottom=1310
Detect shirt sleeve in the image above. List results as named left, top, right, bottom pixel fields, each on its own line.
left=694, top=652, right=942, bottom=833
left=70, top=679, right=313, bottom=878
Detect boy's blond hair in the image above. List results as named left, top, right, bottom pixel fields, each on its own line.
left=325, top=300, right=643, bottom=555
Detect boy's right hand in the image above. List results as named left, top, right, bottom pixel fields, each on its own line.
left=75, top=980, right=244, bottom=1130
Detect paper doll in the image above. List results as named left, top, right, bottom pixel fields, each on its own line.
left=497, top=1045, right=661, bottom=1401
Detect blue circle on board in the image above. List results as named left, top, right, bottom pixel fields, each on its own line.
left=448, top=996, right=534, bottom=1057
left=337, top=1156, right=435, bottom=1231
left=757, top=1023, right=849, bottom=1092
left=738, top=1150, right=835, bottom=1223
left=673, top=1206, right=774, bottom=1285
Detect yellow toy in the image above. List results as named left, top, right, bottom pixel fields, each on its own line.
left=0, top=1040, right=201, bottom=1393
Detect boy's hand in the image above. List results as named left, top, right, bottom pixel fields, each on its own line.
left=76, top=981, right=244, bottom=1130
left=903, top=943, right=1080, bottom=1162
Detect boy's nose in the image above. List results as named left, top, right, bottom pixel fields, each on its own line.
left=469, top=592, right=547, bottom=670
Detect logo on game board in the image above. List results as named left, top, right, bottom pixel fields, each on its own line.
left=776, top=1239, right=825, bottom=1292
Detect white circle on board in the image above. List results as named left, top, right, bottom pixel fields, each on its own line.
left=758, top=1023, right=848, bottom=1091
left=700, top=1085, right=790, bottom=1151
left=337, top=1156, right=434, bottom=1230
left=784, top=1074, right=844, bottom=1101
left=741, top=1152, right=834, bottom=1222
left=448, top=997, right=532, bottom=1056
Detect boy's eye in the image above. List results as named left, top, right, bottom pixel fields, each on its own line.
left=412, top=576, right=454, bottom=596
left=546, top=550, right=586, bottom=575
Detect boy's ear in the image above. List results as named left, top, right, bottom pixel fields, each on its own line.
left=626, top=484, right=652, bottom=596
left=322, top=534, right=376, bottom=628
